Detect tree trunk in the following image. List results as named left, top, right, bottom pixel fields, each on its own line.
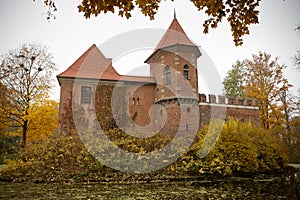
left=22, top=119, right=28, bottom=147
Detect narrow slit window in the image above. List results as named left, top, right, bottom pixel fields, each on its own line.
left=183, top=64, right=190, bottom=80
left=165, top=65, right=171, bottom=85
left=81, top=86, right=92, bottom=104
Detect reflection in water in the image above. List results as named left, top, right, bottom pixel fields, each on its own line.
left=1, top=172, right=299, bottom=199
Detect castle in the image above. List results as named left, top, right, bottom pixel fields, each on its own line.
left=57, top=16, right=259, bottom=135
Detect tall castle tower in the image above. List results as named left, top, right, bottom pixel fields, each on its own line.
left=145, top=14, right=201, bottom=133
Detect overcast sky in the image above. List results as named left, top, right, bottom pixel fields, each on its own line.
left=0, top=0, right=299, bottom=100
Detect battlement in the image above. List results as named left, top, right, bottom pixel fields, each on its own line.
left=199, top=94, right=258, bottom=107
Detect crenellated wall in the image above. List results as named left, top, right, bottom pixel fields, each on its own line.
left=199, top=93, right=258, bottom=106
left=198, top=93, right=260, bottom=128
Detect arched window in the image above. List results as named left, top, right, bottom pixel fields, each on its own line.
left=165, top=65, right=171, bottom=85
left=183, top=64, right=189, bottom=80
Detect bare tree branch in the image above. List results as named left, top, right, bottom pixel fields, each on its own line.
left=0, top=43, right=56, bottom=146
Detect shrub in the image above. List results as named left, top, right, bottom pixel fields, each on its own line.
left=184, top=119, right=288, bottom=175
left=0, top=120, right=289, bottom=182
left=0, top=132, right=105, bottom=182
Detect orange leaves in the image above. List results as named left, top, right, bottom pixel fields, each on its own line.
left=78, top=0, right=136, bottom=19
left=191, top=0, right=260, bottom=46
left=74, top=0, right=261, bottom=46
left=36, top=0, right=263, bottom=45
left=36, top=0, right=262, bottom=45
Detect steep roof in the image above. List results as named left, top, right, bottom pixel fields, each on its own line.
left=57, top=44, right=120, bottom=80
left=57, top=44, right=156, bottom=84
left=154, top=18, right=197, bottom=51
left=145, top=15, right=201, bottom=63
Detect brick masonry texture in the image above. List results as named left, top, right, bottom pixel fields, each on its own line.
left=57, top=17, right=259, bottom=135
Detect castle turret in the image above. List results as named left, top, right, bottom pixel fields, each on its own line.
left=145, top=15, right=201, bottom=133
left=145, top=15, right=201, bottom=103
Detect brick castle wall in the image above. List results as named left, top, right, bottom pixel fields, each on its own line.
left=58, top=80, right=260, bottom=134
left=199, top=94, right=259, bottom=128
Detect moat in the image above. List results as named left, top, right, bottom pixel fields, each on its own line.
left=1, top=172, right=299, bottom=199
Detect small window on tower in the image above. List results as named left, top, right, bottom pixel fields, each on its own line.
left=165, top=65, right=171, bottom=85
left=183, top=64, right=190, bottom=80
left=81, top=86, right=92, bottom=104
left=187, top=107, right=190, bottom=113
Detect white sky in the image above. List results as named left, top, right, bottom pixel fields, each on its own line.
left=0, top=0, right=299, bottom=100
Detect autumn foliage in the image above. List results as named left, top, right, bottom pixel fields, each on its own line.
left=244, top=52, right=293, bottom=130
left=36, top=0, right=260, bottom=46
left=25, top=99, right=58, bottom=144
left=0, top=43, right=56, bottom=147
left=0, top=119, right=289, bottom=182
left=186, top=119, right=287, bottom=175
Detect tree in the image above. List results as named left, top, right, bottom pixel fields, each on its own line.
left=33, top=0, right=57, bottom=20
left=287, top=116, right=300, bottom=163
left=223, top=53, right=297, bottom=146
left=0, top=81, right=11, bottom=159
left=36, top=0, right=260, bottom=46
left=0, top=43, right=56, bottom=147
left=26, top=98, right=58, bottom=145
left=223, top=60, right=246, bottom=97
left=244, top=52, right=293, bottom=130
left=0, top=81, right=10, bottom=132
left=294, top=24, right=300, bottom=69
left=294, top=52, right=300, bottom=69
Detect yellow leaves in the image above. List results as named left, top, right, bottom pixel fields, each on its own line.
left=210, top=157, right=223, bottom=167
left=243, top=52, right=293, bottom=129
left=26, top=99, right=58, bottom=144
left=198, top=168, right=205, bottom=174
left=1, top=43, right=57, bottom=146
left=194, top=119, right=287, bottom=175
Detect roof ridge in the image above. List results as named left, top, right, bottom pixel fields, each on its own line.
left=58, top=44, right=97, bottom=76
left=57, top=44, right=120, bottom=80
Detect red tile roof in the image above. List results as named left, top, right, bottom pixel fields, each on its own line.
left=145, top=18, right=200, bottom=63
left=57, top=44, right=120, bottom=80
left=154, top=18, right=196, bottom=50
left=57, top=44, right=156, bottom=84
